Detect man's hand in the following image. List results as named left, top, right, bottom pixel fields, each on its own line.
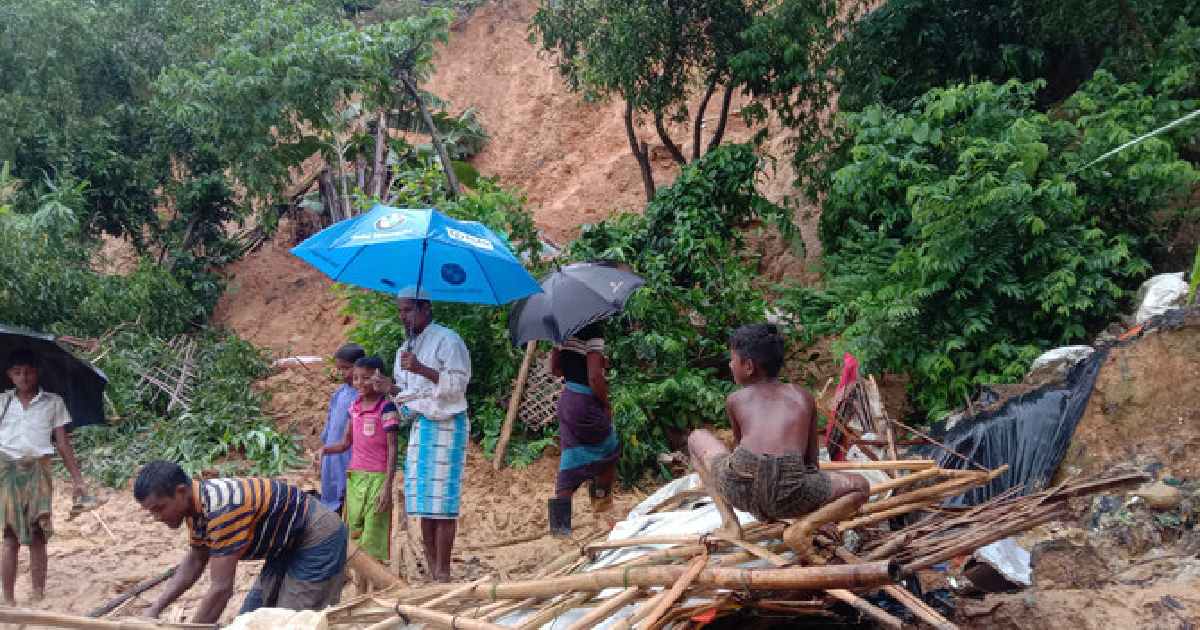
left=398, top=351, right=426, bottom=375
left=376, top=485, right=393, bottom=513
left=369, top=370, right=394, bottom=395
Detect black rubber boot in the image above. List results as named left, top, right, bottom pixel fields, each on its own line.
left=547, top=497, right=572, bottom=537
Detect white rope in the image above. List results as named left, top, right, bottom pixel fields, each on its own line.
left=1071, top=108, right=1200, bottom=175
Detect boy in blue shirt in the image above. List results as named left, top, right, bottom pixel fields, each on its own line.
left=317, top=343, right=364, bottom=514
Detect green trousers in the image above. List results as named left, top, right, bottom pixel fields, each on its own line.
left=345, top=470, right=392, bottom=562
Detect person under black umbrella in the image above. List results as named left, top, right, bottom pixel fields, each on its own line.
left=545, top=320, right=621, bottom=536
left=1, top=349, right=87, bottom=605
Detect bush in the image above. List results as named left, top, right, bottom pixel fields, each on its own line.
left=72, top=331, right=302, bottom=486
left=788, top=78, right=1198, bottom=418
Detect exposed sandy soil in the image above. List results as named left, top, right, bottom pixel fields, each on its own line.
left=423, top=0, right=820, bottom=262
left=1059, top=312, right=1200, bottom=480
left=211, top=237, right=354, bottom=358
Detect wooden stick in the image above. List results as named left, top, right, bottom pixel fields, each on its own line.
left=710, top=536, right=791, bottom=567
left=0, top=608, right=213, bottom=629
left=517, top=591, right=594, bottom=630
left=838, top=500, right=940, bottom=532
left=861, top=468, right=1004, bottom=515
left=565, top=587, right=643, bottom=630
left=388, top=606, right=509, bottom=630
left=347, top=540, right=407, bottom=590
left=88, top=567, right=177, bottom=618
left=608, top=589, right=668, bottom=630
left=587, top=535, right=710, bottom=553
left=639, top=554, right=709, bottom=628
left=421, top=576, right=492, bottom=610
left=478, top=597, right=539, bottom=622
left=902, top=506, right=1066, bottom=574
left=457, top=561, right=897, bottom=600
left=867, top=467, right=942, bottom=497
left=827, top=589, right=903, bottom=629
left=820, top=459, right=936, bottom=471
left=494, top=340, right=536, bottom=471
left=883, top=585, right=958, bottom=630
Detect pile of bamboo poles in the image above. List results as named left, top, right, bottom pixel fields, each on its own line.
left=0, top=464, right=1144, bottom=630
left=277, top=463, right=1140, bottom=630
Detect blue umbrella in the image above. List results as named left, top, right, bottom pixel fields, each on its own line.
left=291, top=205, right=542, bottom=305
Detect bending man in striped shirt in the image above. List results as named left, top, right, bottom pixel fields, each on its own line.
left=134, top=461, right=347, bottom=623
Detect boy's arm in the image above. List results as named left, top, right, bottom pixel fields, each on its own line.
left=803, top=390, right=819, bottom=467
left=146, top=545, right=209, bottom=618
left=725, top=398, right=742, bottom=445
left=378, top=429, right=397, bottom=513
left=52, top=426, right=85, bottom=495
left=322, top=420, right=353, bottom=455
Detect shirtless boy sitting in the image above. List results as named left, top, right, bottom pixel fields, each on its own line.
left=688, top=324, right=869, bottom=557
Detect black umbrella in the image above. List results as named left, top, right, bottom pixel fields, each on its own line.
left=1, top=324, right=108, bottom=428
left=509, top=262, right=645, bottom=345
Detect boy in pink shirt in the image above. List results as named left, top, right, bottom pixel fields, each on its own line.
left=321, top=356, right=400, bottom=562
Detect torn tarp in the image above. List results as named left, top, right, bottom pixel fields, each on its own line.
left=909, top=348, right=1107, bottom=505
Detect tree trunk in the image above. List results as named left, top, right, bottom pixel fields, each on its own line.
left=318, top=167, right=339, bottom=224
left=707, top=83, right=735, bottom=154
left=355, top=154, right=367, bottom=193
left=625, top=100, right=656, bottom=201
left=369, top=110, right=388, bottom=199
left=399, top=72, right=461, bottom=199
left=654, top=110, right=688, bottom=166
left=693, top=78, right=718, bottom=161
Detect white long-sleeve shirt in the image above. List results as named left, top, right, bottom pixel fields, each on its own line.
left=393, top=323, right=471, bottom=420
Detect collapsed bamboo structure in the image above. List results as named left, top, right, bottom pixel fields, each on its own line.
left=273, top=466, right=1142, bottom=630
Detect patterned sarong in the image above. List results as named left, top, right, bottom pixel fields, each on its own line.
left=404, top=410, right=469, bottom=519
left=0, top=456, right=54, bottom=545
left=714, top=445, right=832, bottom=522
left=556, top=385, right=621, bottom=495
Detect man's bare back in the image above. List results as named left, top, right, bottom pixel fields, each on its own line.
left=727, top=381, right=817, bottom=460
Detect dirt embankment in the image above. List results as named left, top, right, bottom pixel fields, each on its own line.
left=963, top=314, right=1200, bottom=629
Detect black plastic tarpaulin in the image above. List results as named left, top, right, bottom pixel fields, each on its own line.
left=909, top=348, right=1108, bottom=506
left=0, top=324, right=108, bottom=428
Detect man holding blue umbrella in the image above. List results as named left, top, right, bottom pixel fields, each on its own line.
left=372, top=290, right=471, bottom=583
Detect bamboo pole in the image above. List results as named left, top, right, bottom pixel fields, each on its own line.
left=838, top=500, right=941, bottom=532
left=348, top=540, right=407, bottom=590
left=902, top=506, right=1066, bottom=574
left=0, top=608, right=213, bottom=630
left=638, top=555, right=708, bottom=628
left=867, top=467, right=941, bottom=496
left=565, top=587, right=643, bottom=630
left=494, top=340, right=537, bottom=471
left=88, top=567, right=176, bottom=618
left=516, top=591, right=595, bottom=630
left=860, top=475, right=987, bottom=515
left=587, top=536, right=710, bottom=554
left=710, top=536, right=791, bottom=567
left=820, top=459, right=936, bottom=471
left=478, top=597, right=539, bottom=622
left=389, top=606, right=508, bottom=630
left=608, top=589, right=668, bottom=630
left=458, top=561, right=896, bottom=600
left=827, top=589, right=903, bottom=630
left=421, top=576, right=492, bottom=610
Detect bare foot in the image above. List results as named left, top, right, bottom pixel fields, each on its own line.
left=2, top=595, right=15, bottom=607
left=31, top=589, right=45, bottom=603
left=713, top=522, right=744, bottom=541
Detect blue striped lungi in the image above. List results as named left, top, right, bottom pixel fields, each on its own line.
left=404, top=409, right=469, bottom=519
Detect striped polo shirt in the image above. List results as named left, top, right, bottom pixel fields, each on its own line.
left=187, top=478, right=309, bottom=559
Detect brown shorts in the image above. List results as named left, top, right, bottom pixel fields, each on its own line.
left=713, top=446, right=832, bottom=522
